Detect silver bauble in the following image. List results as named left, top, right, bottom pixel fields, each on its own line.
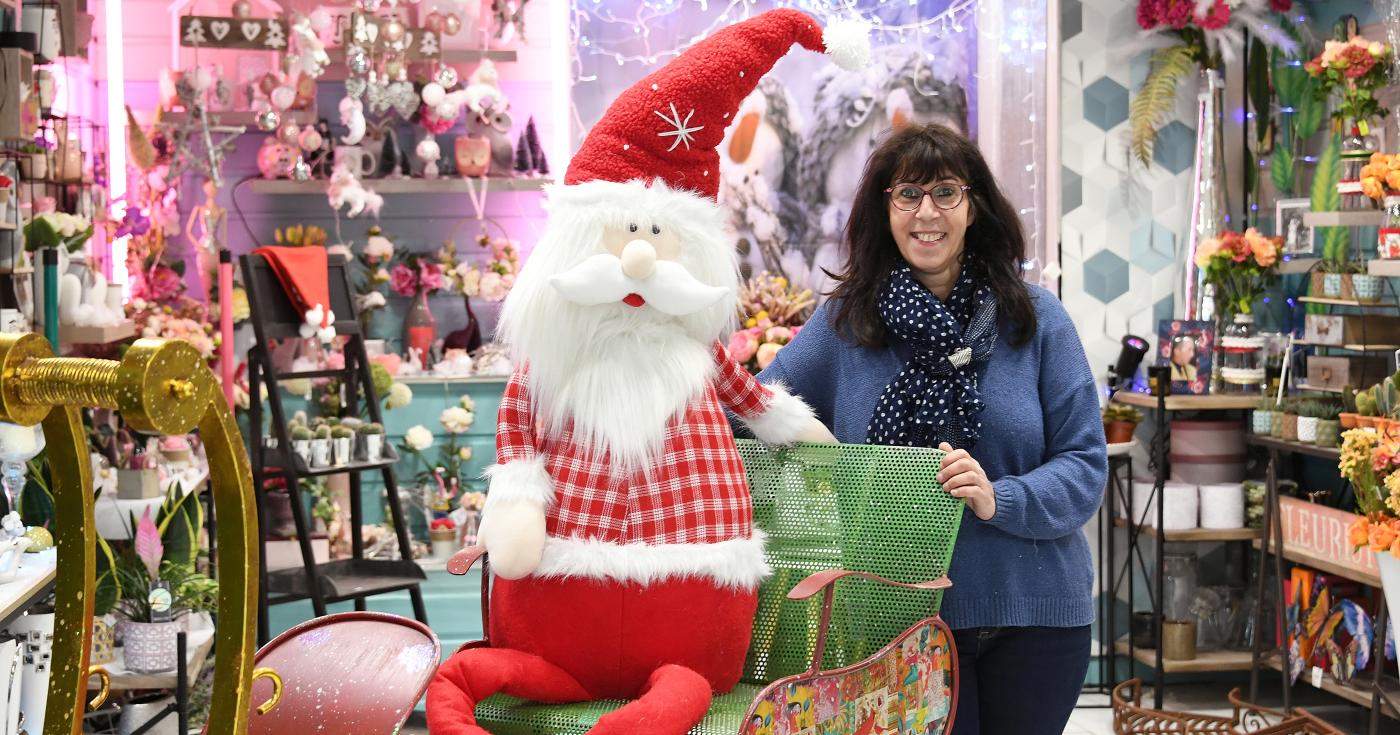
left=435, top=65, right=458, bottom=88
left=278, top=121, right=301, bottom=145
left=291, top=158, right=312, bottom=181
left=443, top=13, right=461, bottom=35
left=256, top=109, right=280, bottom=132
left=347, top=47, right=370, bottom=75
left=232, top=0, right=252, bottom=18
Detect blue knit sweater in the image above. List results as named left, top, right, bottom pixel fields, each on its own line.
left=757, top=285, right=1106, bottom=630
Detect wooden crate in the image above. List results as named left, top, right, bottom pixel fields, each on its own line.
left=1304, top=355, right=1393, bottom=391
left=1305, top=314, right=1400, bottom=347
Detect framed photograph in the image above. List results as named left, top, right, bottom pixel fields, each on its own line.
left=1157, top=319, right=1215, bottom=395
left=1276, top=198, right=1314, bottom=255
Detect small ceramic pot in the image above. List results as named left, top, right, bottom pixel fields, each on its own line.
left=1105, top=421, right=1136, bottom=444
left=363, top=433, right=383, bottom=462
left=1354, top=274, right=1384, bottom=303
left=292, top=439, right=311, bottom=466
left=122, top=621, right=178, bottom=673
left=310, top=439, right=331, bottom=468
left=1282, top=413, right=1299, bottom=441
left=1252, top=410, right=1274, bottom=435
left=1340, top=412, right=1359, bottom=429
left=332, top=437, right=352, bottom=466
left=1315, top=419, right=1341, bottom=448
left=1296, top=416, right=1319, bottom=443
left=1270, top=412, right=1285, bottom=438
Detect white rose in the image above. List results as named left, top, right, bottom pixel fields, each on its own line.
left=404, top=425, right=434, bottom=451
left=459, top=395, right=476, bottom=412
left=386, top=381, right=413, bottom=409
left=365, top=235, right=395, bottom=260
left=440, top=406, right=474, bottom=434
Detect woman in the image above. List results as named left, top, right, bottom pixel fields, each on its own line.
left=758, top=123, right=1105, bottom=734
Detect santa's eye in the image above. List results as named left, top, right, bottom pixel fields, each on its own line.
left=651, top=224, right=661, bottom=235
left=628, top=223, right=638, bottom=233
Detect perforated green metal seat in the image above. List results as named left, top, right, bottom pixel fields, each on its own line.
left=470, top=440, right=964, bottom=734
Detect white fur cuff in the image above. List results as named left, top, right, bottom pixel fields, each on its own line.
left=484, top=458, right=555, bottom=509
left=533, top=531, right=771, bottom=589
left=743, top=382, right=819, bottom=445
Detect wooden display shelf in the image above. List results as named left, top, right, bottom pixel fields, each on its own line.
left=0, top=554, right=55, bottom=630
left=59, top=321, right=136, bottom=346
left=1304, top=210, right=1385, bottom=227
left=1295, top=340, right=1400, bottom=352
left=1261, top=655, right=1400, bottom=719
left=1253, top=537, right=1382, bottom=588
left=395, top=374, right=510, bottom=385
left=1368, top=260, right=1400, bottom=277
left=89, top=628, right=215, bottom=691
left=248, top=176, right=548, bottom=195
left=1278, top=257, right=1320, bottom=275
left=1113, top=639, right=1254, bottom=673
left=1111, top=516, right=1259, bottom=542
left=1112, top=392, right=1261, bottom=411
left=1244, top=434, right=1340, bottom=460
left=1297, top=296, right=1375, bottom=307
left=324, top=47, right=517, bottom=67
left=1294, top=382, right=1344, bottom=394
left=0, top=222, right=17, bottom=231
left=157, top=109, right=313, bottom=128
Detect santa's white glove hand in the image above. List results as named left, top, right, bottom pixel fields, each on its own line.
left=477, top=501, right=547, bottom=580
left=796, top=418, right=838, bottom=445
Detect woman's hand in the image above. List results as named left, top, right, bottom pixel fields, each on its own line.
left=937, top=442, right=996, bottom=521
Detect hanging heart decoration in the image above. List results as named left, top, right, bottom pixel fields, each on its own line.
left=210, top=20, right=231, bottom=40
left=387, top=82, right=418, bottom=119
left=241, top=21, right=262, bottom=41
left=345, top=77, right=367, bottom=100
left=365, top=80, right=391, bottom=115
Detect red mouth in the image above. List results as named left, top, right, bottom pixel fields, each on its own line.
left=623, top=293, right=646, bottom=307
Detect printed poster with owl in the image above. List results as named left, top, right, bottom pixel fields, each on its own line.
left=572, top=2, right=1001, bottom=300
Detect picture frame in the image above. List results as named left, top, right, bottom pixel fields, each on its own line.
left=1157, top=319, right=1215, bottom=395
left=1276, top=197, right=1314, bottom=256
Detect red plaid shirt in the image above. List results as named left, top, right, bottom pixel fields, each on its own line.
left=496, top=341, right=772, bottom=546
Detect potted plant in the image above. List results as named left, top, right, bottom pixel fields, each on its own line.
left=1341, top=385, right=1360, bottom=429
left=330, top=425, right=354, bottom=466
left=290, top=425, right=313, bottom=466
left=1372, top=380, right=1398, bottom=435
left=1102, top=404, right=1142, bottom=444
left=1316, top=402, right=1343, bottom=448
left=359, top=422, right=385, bottom=462
left=1281, top=399, right=1300, bottom=441
left=1296, top=400, right=1321, bottom=444
left=1357, top=388, right=1379, bottom=429
left=1253, top=397, right=1277, bottom=435
left=429, top=517, right=457, bottom=560
left=22, top=211, right=92, bottom=253
left=17, top=141, right=48, bottom=180
left=310, top=424, right=332, bottom=468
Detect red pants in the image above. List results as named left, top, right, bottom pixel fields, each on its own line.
left=489, top=575, right=759, bottom=698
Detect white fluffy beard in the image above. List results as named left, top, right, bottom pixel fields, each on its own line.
left=498, top=180, right=740, bottom=471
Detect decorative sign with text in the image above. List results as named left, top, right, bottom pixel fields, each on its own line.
left=1279, top=496, right=1377, bottom=581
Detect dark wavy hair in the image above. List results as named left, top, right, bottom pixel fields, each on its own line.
left=827, top=123, right=1036, bottom=348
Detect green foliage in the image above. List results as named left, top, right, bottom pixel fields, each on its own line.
left=1130, top=45, right=1197, bottom=166
left=1250, top=38, right=1272, bottom=145
left=330, top=425, right=354, bottom=440
left=370, top=363, right=393, bottom=398
left=155, top=483, right=202, bottom=570
left=1102, top=404, right=1144, bottom=424
left=19, top=457, right=52, bottom=529
left=1271, top=146, right=1295, bottom=194
left=113, top=559, right=217, bottom=623
left=290, top=425, right=313, bottom=441
left=1357, top=389, right=1378, bottom=416
left=1311, top=134, right=1351, bottom=286
left=1343, top=384, right=1358, bottom=413
left=94, top=535, right=120, bottom=616
left=358, top=422, right=384, bottom=436
left=314, top=425, right=331, bottom=440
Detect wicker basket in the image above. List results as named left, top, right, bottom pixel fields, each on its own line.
left=1111, top=679, right=1344, bottom=735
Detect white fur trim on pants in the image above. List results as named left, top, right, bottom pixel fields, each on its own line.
left=743, top=382, right=818, bottom=445
left=531, top=531, right=771, bottom=589
left=484, top=458, right=555, bottom=509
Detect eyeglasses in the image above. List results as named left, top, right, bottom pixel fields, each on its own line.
left=885, top=182, right=971, bottom=212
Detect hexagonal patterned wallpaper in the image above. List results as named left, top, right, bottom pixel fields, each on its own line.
left=1061, top=0, right=1197, bottom=384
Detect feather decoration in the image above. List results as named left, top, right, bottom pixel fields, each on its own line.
left=1128, top=45, right=1197, bottom=166
left=134, top=507, right=163, bottom=583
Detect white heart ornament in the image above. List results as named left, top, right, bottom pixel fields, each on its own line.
left=345, top=77, right=367, bottom=100
left=241, top=21, right=262, bottom=41
left=210, top=20, right=231, bottom=40
left=388, top=81, right=418, bottom=119
left=365, top=23, right=379, bottom=43
left=365, top=81, right=390, bottom=114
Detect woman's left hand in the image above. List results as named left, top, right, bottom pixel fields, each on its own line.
left=937, top=442, right=996, bottom=521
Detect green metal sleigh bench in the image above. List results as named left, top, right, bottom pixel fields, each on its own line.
left=447, top=440, right=965, bottom=735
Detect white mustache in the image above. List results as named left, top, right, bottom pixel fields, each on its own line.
left=549, top=254, right=729, bottom=316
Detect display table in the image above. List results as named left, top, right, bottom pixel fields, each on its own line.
left=0, top=550, right=55, bottom=629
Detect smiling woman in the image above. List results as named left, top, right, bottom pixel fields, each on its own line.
left=757, top=122, right=1107, bottom=735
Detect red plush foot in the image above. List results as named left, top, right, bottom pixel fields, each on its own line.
left=426, top=646, right=592, bottom=735
left=588, top=664, right=712, bottom=735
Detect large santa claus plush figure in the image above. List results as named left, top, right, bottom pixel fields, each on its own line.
left=426, top=9, right=866, bottom=735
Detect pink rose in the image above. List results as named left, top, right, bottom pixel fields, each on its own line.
left=146, top=265, right=182, bottom=301
left=370, top=353, right=401, bottom=375
left=325, top=351, right=345, bottom=371
left=756, top=342, right=783, bottom=370
left=479, top=271, right=506, bottom=302
left=390, top=263, right=418, bottom=297
left=418, top=262, right=445, bottom=292
left=728, top=331, right=759, bottom=363
left=765, top=326, right=792, bottom=344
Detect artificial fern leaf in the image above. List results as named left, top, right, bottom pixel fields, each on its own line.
left=1296, top=81, right=1324, bottom=140
left=1271, top=144, right=1294, bottom=194
left=1311, top=133, right=1350, bottom=265
left=1130, top=45, right=1197, bottom=166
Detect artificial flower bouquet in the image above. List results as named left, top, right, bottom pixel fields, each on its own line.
left=1192, top=228, right=1282, bottom=315
left=23, top=211, right=93, bottom=252
left=1360, top=152, right=1400, bottom=201
left=1305, top=35, right=1394, bottom=130
left=726, top=272, right=815, bottom=374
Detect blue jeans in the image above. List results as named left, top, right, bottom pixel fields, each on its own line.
left=949, top=625, right=1091, bottom=735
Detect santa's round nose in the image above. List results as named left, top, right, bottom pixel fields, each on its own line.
left=620, top=239, right=657, bottom=280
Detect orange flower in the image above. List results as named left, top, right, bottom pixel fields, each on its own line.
left=1384, top=170, right=1400, bottom=193
left=1371, top=520, right=1398, bottom=552
left=1351, top=516, right=1374, bottom=549
left=1372, top=152, right=1387, bottom=165
left=1194, top=237, right=1222, bottom=268
left=1387, top=154, right=1400, bottom=171
left=1363, top=177, right=1387, bottom=200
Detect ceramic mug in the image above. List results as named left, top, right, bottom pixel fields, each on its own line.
left=334, top=146, right=376, bottom=177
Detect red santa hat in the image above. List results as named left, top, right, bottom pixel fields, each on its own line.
left=252, top=246, right=337, bottom=342
left=564, top=9, right=870, bottom=201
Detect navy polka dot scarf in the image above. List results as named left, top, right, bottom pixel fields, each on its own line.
left=867, top=264, right=999, bottom=450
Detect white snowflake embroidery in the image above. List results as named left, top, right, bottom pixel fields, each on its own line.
left=654, top=103, right=703, bottom=152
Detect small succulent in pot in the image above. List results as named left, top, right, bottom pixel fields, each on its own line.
left=310, top=424, right=333, bottom=468
left=330, top=425, right=355, bottom=466
left=359, top=422, right=386, bottom=462
left=1102, top=404, right=1143, bottom=444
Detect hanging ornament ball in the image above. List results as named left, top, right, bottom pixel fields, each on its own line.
left=259, top=73, right=280, bottom=96
left=231, top=0, right=253, bottom=18
left=191, top=67, right=214, bottom=92
left=421, top=82, right=446, bottom=108
left=347, top=47, right=370, bottom=75
left=435, top=102, right=457, bottom=120
left=384, top=19, right=406, bottom=43
left=309, top=8, right=333, bottom=33
left=444, top=13, right=461, bottom=35
left=424, top=12, right=443, bottom=33
left=298, top=127, right=324, bottom=152
left=271, top=85, right=296, bottom=111
left=291, top=158, right=313, bottom=181
left=256, top=109, right=280, bottom=132
left=416, top=137, right=440, bottom=161
left=278, top=120, right=301, bottom=145
left=385, top=58, right=404, bottom=80
left=23, top=527, right=53, bottom=552
left=435, top=65, right=458, bottom=89
left=281, top=54, right=301, bottom=75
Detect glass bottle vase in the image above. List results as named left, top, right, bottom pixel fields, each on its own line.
left=403, top=289, right=437, bottom=368
left=1219, top=313, right=1264, bottom=393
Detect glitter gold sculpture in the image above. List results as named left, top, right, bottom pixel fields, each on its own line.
left=0, top=334, right=257, bottom=735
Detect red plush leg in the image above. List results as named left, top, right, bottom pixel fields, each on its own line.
left=588, top=664, right=712, bottom=735
left=426, top=647, right=593, bottom=735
